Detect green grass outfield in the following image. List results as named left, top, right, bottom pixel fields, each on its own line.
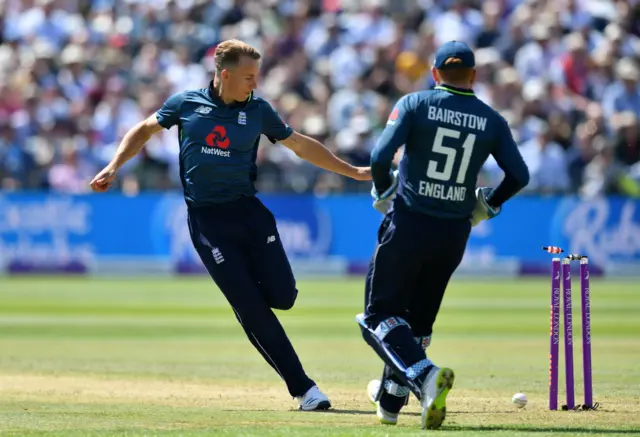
left=0, top=276, right=639, bottom=436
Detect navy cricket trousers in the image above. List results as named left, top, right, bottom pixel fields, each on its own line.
left=365, top=207, right=472, bottom=336
left=187, top=195, right=315, bottom=397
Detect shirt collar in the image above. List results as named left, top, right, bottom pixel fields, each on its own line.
left=434, top=84, right=476, bottom=96
left=207, top=81, right=253, bottom=108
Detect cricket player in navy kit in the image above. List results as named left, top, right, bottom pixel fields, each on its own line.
left=90, top=39, right=371, bottom=411
left=355, top=41, right=530, bottom=429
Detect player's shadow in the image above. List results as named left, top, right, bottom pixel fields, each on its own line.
left=452, top=410, right=526, bottom=414
left=443, top=425, right=639, bottom=434
left=327, top=409, right=420, bottom=416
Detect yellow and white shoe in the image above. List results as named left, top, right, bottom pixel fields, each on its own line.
left=420, top=366, right=455, bottom=429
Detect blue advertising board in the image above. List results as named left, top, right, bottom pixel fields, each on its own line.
left=1, top=192, right=639, bottom=275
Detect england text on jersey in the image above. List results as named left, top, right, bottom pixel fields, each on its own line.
left=418, top=181, right=466, bottom=202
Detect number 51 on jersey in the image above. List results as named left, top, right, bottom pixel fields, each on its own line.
left=419, top=126, right=475, bottom=202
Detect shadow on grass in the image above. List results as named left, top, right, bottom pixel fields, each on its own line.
left=442, top=425, right=639, bottom=434
left=311, top=408, right=421, bottom=417
left=301, top=409, right=639, bottom=435
left=219, top=409, right=638, bottom=434
left=452, top=410, right=532, bottom=414
left=220, top=408, right=416, bottom=416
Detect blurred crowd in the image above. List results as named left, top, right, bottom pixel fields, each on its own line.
left=1, top=0, right=640, bottom=197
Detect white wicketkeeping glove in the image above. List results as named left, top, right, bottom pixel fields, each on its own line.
left=371, top=170, right=399, bottom=215
left=470, top=187, right=502, bottom=227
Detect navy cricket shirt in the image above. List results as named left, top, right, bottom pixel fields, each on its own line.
left=371, top=85, right=530, bottom=219
left=156, top=82, right=293, bottom=206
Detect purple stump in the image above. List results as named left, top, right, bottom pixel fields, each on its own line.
left=562, top=258, right=575, bottom=410
left=580, top=257, right=593, bottom=408
left=549, top=258, right=561, bottom=410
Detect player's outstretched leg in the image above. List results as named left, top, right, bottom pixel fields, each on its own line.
left=236, top=314, right=330, bottom=411
left=221, top=270, right=331, bottom=411
left=188, top=207, right=330, bottom=411
left=241, top=198, right=331, bottom=411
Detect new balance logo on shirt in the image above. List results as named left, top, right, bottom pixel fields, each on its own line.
left=267, top=235, right=276, bottom=244
left=195, top=105, right=212, bottom=115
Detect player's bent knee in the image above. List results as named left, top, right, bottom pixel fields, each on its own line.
left=268, top=287, right=298, bottom=311
left=271, top=297, right=295, bottom=311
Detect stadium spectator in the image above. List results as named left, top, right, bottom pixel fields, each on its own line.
left=1, top=0, right=640, bottom=199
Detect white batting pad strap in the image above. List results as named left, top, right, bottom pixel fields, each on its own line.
left=374, top=317, right=409, bottom=341
left=384, top=379, right=411, bottom=397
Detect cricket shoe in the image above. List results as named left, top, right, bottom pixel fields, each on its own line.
left=297, top=385, right=331, bottom=411
left=420, top=366, right=455, bottom=430
left=367, top=379, right=399, bottom=425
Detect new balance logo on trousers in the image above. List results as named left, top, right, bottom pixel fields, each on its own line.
left=212, top=247, right=224, bottom=264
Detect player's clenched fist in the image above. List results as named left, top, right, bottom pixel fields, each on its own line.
left=90, top=166, right=117, bottom=192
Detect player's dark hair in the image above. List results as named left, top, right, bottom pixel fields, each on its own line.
left=214, top=39, right=261, bottom=73
left=436, top=58, right=474, bottom=84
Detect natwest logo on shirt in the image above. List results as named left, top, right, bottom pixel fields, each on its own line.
left=206, top=126, right=230, bottom=148
left=203, top=125, right=231, bottom=157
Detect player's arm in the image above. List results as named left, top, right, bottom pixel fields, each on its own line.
left=370, top=95, right=413, bottom=195
left=485, top=116, right=530, bottom=208
left=279, top=132, right=370, bottom=180
left=90, top=93, right=182, bottom=192
left=261, top=101, right=370, bottom=181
